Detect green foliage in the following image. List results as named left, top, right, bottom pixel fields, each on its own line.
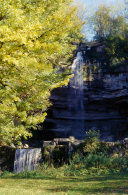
left=41, top=130, right=128, bottom=175
left=104, top=33, right=128, bottom=66
left=83, top=153, right=111, bottom=169
left=69, top=152, right=128, bottom=175
left=43, top=145, right=69, bottom=166
left=83, top=130, right=100, bottom=154
left=67, top=130, right=128, bottom=175
left=91, top=4, right=128, bottom=67
left=92, top=5, right=111, bottom=40
left=0, top=0, right=84, bottom=145
left=92, top=5, right=127, bottom=40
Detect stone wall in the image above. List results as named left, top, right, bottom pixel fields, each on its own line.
left=42, top=137, right=128, bottom=166
left=1, top=137, right=128, bottom=172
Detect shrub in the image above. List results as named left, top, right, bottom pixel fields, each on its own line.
left=83, top=130, right=100, bottom=154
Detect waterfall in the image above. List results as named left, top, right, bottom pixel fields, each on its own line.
left=70, top=52, right=84, bottom=110
left=68, top=51, right=85, bottom=139
left=14, top=148, right=42, bottom=173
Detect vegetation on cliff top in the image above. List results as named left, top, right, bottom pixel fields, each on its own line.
left=91, top=4, right=128, bottom=67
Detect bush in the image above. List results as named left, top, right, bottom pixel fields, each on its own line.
left=83, top=130, right=100, bottom=154
left=67, top=130, right=128, bottom=174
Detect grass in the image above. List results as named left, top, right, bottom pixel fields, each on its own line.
left=0, top=172, right=128, bottom=195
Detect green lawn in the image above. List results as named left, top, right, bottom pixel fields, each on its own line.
left=0, top=174, right=128, bottom=195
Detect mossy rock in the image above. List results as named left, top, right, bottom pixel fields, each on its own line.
left=52, top=145, right=69, bottom=166
left=42, top=145, right=69, bottom=166
left=42, top=145, right=55, bottom=164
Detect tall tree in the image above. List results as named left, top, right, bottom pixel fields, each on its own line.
left=92, top=5, right=111, bottom=40
left=0, top=0, right=84, bottom=146
left=124, top=0, right=128, bottom=19
left=92, top=4, right=127, bottom=40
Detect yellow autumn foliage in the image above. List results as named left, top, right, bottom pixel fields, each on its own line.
left=0, top=0, right=84, bottom=145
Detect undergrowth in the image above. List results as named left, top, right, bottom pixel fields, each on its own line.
left=1, top=130, right=128, bottom=178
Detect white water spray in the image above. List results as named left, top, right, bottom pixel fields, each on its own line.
left=68, top=51, right=85, bottom=139
left=14, top=148, right=42, bottom=173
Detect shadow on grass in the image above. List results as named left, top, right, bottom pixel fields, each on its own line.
left=3, top=173, right=128, bottom=182
left=46, top=186, right=128, bottom=194
left=1, top=174, right=128, bottom=194
left=45, top=175, right=128, bottom=194
left=65, top=175, right=128, bottom=182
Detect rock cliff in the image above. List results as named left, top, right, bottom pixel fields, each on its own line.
left=43, top=52, right=128, bottom=141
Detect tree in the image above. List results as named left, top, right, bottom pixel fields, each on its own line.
left=0, top=0, right=84, bottom=146
left=124, top=0, right=128, bottom=19
left=92, top=5, right=111, bottom=40
left=90, top=4, right=128, bottom=67
left=105, top=32, right=128, bottom=66
left=92, top=4, right=127, bottom=40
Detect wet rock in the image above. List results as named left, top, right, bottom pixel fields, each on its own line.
left=43, top=64, right=128, bottom=140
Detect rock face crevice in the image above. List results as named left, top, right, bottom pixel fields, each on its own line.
left=0, top=146, right=16, bottom=171
left=43, top=50, right=128, bottom=141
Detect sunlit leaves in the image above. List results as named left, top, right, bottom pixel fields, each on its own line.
left=0, top=0, right=83, bottom=145
left=92, top=5, right=127, bottom=40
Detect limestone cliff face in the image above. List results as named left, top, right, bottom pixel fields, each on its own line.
left=83, top=68, right=128, bottom=140
left=43, top=61, right=128, bottom=141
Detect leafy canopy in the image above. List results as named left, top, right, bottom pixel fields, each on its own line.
left=0, top=0, right=84, bottom=145
left=91, top=4, right=128, bottom=67
left=92, top=4, right=127, bottom=40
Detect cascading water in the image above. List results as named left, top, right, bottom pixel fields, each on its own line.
left=14, top=148, right=42, bottom=173
left=68, top=51, right=85, bottom=139
left=70, top=52, right=84, bottom=110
